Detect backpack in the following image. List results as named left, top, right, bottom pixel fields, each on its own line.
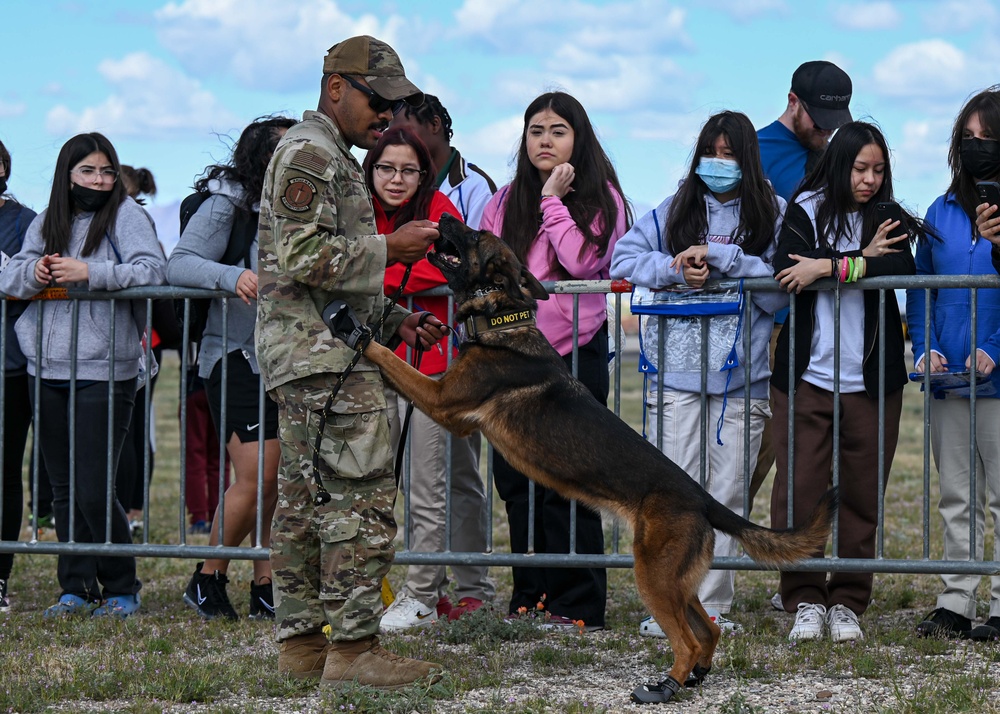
left=173, top=191, right=258, bottom=346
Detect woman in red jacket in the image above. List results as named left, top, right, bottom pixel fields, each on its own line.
left=364, top=127, right=494, bottom=631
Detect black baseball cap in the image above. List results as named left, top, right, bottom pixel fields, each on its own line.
left=791, top=61, right=853, bottom=131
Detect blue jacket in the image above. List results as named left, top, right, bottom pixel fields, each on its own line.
left=905, top=192, right=1000, bottom=398
left=0, top=199, right=36, bottom=375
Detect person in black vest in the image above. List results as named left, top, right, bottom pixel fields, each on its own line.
left=167, top=115, right=296, bottom=620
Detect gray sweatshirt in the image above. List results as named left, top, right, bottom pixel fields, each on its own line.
left=165, top=179, right=258, bottom=379
left=610, top=188, right=788, bottom=399
left=0, top=197, right=167, bottom=381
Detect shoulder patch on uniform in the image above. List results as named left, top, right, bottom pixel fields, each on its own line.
left=281, top=176, right=318, bottom=213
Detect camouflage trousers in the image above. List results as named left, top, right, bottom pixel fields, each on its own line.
left=269, top=371, right=397, bottom=643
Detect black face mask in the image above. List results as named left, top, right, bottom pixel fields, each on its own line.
left=71, top=183, right=113, bottom=212
left=0, top=177, right=7, bottom=195
left=960, top=137, right=1000, bottom=181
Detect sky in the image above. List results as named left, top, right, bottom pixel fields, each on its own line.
left=2, top=0, right=998, bottom=253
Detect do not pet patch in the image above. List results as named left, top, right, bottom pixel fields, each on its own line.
left=281, top=177, right=318, bottom=212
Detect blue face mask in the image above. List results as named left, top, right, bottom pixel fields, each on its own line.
left=695, top=157, right=742, bottom=194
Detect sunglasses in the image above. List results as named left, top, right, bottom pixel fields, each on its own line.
left=342, top=75, right=404, bottom=115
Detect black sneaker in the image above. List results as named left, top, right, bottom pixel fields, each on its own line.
left=0, top=579, right=9, bottom=613
left=969, top=616, right=1000, bottom=642
left=249, top=579, right=275, bottom=621
left=182, top=563, right=238, bottom=620
left=916, top=607, right=971, bottom=638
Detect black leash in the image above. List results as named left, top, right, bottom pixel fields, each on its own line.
left=311, top=265, right=412, bottom=506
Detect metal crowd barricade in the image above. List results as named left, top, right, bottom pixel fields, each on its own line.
left=1, top=277, right=999, bottom=580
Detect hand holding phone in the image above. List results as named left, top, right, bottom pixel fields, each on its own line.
left=977, top=181, right=1000, bottom=209
left=875, top=201, right=907, bottom=240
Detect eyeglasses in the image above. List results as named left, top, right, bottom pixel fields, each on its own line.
left=71, top=167, right=119, bottom=183
left=342, top=75, right=404, bottom=115
left=373, top=164, right=425, bottom=182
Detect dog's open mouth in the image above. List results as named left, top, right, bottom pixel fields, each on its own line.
left=430, top=236, right=463, bottom=270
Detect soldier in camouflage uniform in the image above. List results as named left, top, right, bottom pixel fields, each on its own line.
left=256, top=35, right=447, bottom=689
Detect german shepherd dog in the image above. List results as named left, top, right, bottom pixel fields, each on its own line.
left=358, top=213, right=837, bottom=704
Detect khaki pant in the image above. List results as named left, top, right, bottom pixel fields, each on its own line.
left=931, top=398, right=1000, bottom=619
left=386, top=385, right=495, bottom=608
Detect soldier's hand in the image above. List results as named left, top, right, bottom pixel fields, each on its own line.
left=386, top=220, right=438, bottom=265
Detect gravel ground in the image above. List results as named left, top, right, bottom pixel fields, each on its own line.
left=45, top=615, right=997, bottom=714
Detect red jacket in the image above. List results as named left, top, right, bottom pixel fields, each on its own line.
left=377, top=191, right=463, bottom=375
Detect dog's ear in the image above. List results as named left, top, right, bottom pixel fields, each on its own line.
left=519, top=266, right=549, bottom=301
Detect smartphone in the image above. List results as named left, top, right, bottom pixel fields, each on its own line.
left=977, top=181, right=1000, bottom=209
left=875, top=201, right=906, bottom=239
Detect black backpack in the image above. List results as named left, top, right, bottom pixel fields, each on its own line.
left=174, top=191, right=258, bottom=345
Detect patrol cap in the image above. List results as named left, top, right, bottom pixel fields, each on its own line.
left=791, top=61, right=853, bottom=131
left=323, top=35, right=424, bottom=107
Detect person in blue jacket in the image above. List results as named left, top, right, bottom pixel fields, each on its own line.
left=0, top=139, right=37, bottom=612
left=909, top=87, right=1000, bottom=642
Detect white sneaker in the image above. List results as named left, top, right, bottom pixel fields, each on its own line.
left=639, top=610, right=740, bottom=637
left=639, top=615, right=665, bottom=638
left=379, top=594, right=438, bottom=632
left=705, top=608, right=742, bottom=632
left=788, top=602, right=826, bottom=641
left=770, top=592, right=783, bottom=611
left=827, top=604, right=863, bottom=642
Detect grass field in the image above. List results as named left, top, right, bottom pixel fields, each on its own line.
left=1, top=349, right=999, bottom=713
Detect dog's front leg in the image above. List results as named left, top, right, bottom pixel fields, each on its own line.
left=363, top=340, right=446, bottom=418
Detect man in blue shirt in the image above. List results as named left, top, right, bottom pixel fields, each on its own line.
left=750, top=61, right=854, bottom=523
left=758, top=61, right=853, bottom=201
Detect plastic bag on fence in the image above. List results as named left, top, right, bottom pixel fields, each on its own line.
left=631, top=283, right=743, bottom=375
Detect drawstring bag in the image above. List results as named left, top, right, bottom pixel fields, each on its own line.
left=631, top=280, right=745, bottom=446
left=632, top=283, right=743, bottom=374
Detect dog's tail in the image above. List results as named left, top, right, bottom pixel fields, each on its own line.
left=706, top=488, right=838, bottom=566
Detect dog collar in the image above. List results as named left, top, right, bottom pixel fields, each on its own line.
left=458, top=308, right=535, bottom=343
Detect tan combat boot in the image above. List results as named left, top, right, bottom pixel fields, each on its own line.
left=278, top=631, right=330, bottom=679
left=320, top=635, right=443, bottom=690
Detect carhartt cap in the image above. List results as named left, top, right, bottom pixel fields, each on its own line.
left=791, top=61, right=853, bottom=131
left=323, top=35, right=423, bottom=106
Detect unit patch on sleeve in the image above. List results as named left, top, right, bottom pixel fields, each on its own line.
left=281, top=176, right=318, bottom=213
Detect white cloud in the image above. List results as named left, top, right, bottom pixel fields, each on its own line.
left=44, top=52, right=241, bottom=140
left=0, top=100, right=26, bottom=118
left=831, top=2, right=901, bottom=31
left=921, top=0, right=997, bottom=33
left=155, top=0, right=411, bottom=91
left=871, top=40, right=977, bottom=103
left=891, top=118, right=953, bottom=184
left=454, top=0, right=691, bottom=55
left=704, top=0, right=789, bottom=22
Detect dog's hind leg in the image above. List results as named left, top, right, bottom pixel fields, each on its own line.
left=630, top=510, right=713, bottom=703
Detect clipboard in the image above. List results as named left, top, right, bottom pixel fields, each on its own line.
left=909, top=365, right=996, bottom=398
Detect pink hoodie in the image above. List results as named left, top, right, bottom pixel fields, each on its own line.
left=480, top=185, right=627, bottom=356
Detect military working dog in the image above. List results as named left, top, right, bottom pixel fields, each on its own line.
left=356, top=213, right=837, bottom=703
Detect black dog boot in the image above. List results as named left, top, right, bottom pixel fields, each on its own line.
left=630, top=675, right=681, bottom=704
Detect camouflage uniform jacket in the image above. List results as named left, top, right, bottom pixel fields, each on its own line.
left=256, top=109, right=408, bottom=393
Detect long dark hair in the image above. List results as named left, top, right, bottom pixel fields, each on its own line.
left=194, top=115, right=296, bottom=211
left=947, top=86, right=1000, bottom=221
left=666, top=111, right=778, bottom=257
left=795, top=121, right=923, bottom=249
left=501, top=92, right=632, bottom=271
left=42, top=132, right=127, bottom=257
left=362, top=126, right=436, bottom=225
